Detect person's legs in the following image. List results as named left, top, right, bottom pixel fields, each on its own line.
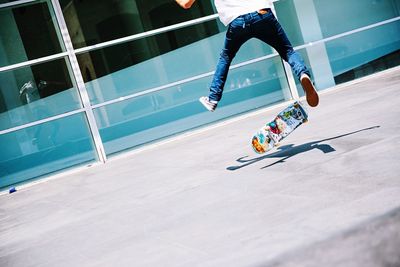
left=253, top=11, right=319, bottom=106
left=252, top=11, right=309, bottom=79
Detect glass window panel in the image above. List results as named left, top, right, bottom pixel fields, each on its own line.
left=274, top=0, right=305, bottom=47
left=314, top=0, right=400, bottom=38
left=0, top=58, right=82, bottom=131
left=0, top=112, right=96, bottom=189
left=0, top=0, right=64, bottom=67
left=0, top=1, right=23, bottom=4
left=77, top=22, right=274, bottom=105
left=93, top=58, right=290, bottom=155
left=294, top=20, right=400, bottom=95
left=328, top=20, right=400, bottom=84
left=275, top=0, right=400, bottom=46
left=60, top=0, right=217, bottom=49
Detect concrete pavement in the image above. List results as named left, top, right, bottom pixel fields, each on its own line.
left=1, top=68, right=400, bottom=267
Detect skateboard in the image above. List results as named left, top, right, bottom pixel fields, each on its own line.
left=251, top=101, right=308, bottom=154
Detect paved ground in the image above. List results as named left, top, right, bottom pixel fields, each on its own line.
left=1, top=68, right=400, bottom=267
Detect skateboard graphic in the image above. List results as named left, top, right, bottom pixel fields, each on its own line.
left=251, top=101, right=308, bottom=154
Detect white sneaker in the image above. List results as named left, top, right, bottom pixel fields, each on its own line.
left=199, top=96, right=218, bottom=112
left=300, top=73, right=319, bottom=107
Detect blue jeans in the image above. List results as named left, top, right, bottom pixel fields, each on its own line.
left=209, top=9, right=310, bottom=102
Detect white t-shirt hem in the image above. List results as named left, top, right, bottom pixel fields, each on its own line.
left=215, top=0, right=275, bottom=26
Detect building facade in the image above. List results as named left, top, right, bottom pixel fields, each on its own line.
left=1, top=0, right=399, bottom=189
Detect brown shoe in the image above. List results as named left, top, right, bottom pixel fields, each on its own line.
left=300, top=74, right=319, bottom=107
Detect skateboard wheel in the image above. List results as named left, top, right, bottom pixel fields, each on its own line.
left=302, top=119, right=308, bottom=123
left=252, top=137, right=265, bottom=153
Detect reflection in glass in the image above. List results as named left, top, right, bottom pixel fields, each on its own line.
left=77, top=19, right=220, bottom=82
left=93, top=58, right=288, bottom=155
left=76, top=20, right=221, bottom=105
left=0, top=58, right=82, bottom=130
left=77, top=22, right=275, bottom=105
left=275, top=0, right=400, bottom=47
left=0, top=112, right=96, bottom=189
left=0, top=1, right=20, bottom=4
left=60, top=0, right=217, bottom=48
left=314, top=0, right=400, bottom=38
left=294, top=20, right=400, bottom=95
left=0, top=0, right=63, bottom=67
left=329, top=21, right=400, bottom=84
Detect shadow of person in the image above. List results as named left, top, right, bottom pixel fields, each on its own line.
left=227, top=126, right=380, bottom=171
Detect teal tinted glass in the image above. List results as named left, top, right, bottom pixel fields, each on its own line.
left=0, top=0, right=63, bottom=67
left=0, top=112, right=96, bottom=189
left=274, top=0, right=304, bottom=47
left=77, top=19, right=221, bottom=84
left=274, top=0, right=400, bottom=46
left=60, top=0, right=217, bottom=49
left=93, top=57, right=289, bottom=155
left=314, top=0, right=400, bottom=37
left=328, top=20, right=400, bottom=83
left=294, top=20, right=400, bottom=95
left=0, top=58, right=82, bottom=131
left=78, top=25, right=274, bottom=105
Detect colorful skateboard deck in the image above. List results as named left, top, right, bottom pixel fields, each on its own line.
left=251, top=101, right=308, bottom=154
